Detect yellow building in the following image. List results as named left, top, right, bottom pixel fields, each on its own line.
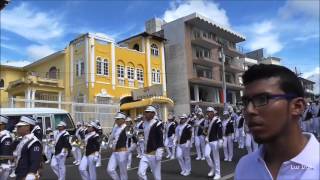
left=0, top=32, right=173, bottom=120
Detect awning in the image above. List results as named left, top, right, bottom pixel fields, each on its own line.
left=120, top=96, right=174, bottom=110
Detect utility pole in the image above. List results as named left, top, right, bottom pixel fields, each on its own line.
left=220, top=47, right=227, bottom=111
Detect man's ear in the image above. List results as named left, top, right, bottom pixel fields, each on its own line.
left=290, top=97, right=306, bottom=116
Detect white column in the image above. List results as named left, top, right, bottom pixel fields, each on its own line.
left=85, top=36, right=89, bottom=87
left=31, top=89, right=36, bottom=108
left=163, top=104, right=168, bottom=122
left=8, top=94, right=13, bottom=108
left=25, top=88, right=31, bottom=108
left=160, top=43, right=167, bottom=95
left=90, top=36, right=95, bottom=88
left=70, top=44, right=74, bottom=93
left=194, top=85, right=199, bottom=101
left=232, top=91, right=236, bottom=105
left=111, top=42, right=116, bottom=89
left=146, top=38, right=151, bottom=86
left=141, top=38, right=145, bottom=53
left=58, top=91, right=62, bottom=109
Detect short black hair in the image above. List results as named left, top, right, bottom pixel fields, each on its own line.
left=242, top=64, right=304, bottom=97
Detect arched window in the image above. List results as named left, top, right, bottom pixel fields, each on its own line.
left=117, top=60, right=125, bottom=86
left=49, top=67, right=57, bottom=79
left=151, top=44, right=159, bottom=56
left=0, top=79, right=4, bottom=88
left=136, top=65, right=144, bottom=88
left=133, top=44, right=140, bottom=51
left=96, top=57, right=102, bottom=75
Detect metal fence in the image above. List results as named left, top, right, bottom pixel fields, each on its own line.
left=8, top=98, right=119, bottom=133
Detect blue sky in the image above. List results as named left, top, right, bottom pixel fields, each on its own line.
left=1, top=0, right=319, bottom=92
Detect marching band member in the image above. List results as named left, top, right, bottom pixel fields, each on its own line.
left=175, top=114, right=192, bottom=176
left=235, top=111, right=245, bottom=149
left=43, top=127, right=54, bottom=164
left=14, top=116, right=42, bottom=180
left=125, top=117, right=137, bottom=169
left=134, top=115, right=144, bottom=158
left=31, top=122, right=43, bottom=141
left=9, top=128, right=20, bottom=178
left=71, top=122, right=84, bottom=166
left=222, top=111, right=234, bottom=162
left=164, top=114, right=176, bottom=159
left=194, top=112, right=206, bottom=160
left=79, top=121, right=100, bottom=180
left=94, top=120, right=103, bottom=167
left=0, top=115, right=12, bottom=180
left=106, top=112, right=129, bottom=180
left=244, top=119, right=258, bottom=154
left=204, top=107, right=223, bottom=179
left=50, top=121, right=71, bottom=180
left=137, top=106, right=164, bottom=180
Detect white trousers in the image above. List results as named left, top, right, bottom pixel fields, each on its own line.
left=237, top=129, right=245, bottom=148
left=127, top=152, right=132, bottom=168
left=176, top=144, right=191, bottom=173
left=245, top=133, right=258, bottom=153
left=194, top=135, right=205, bottom=159
left=204, top=141, right=221, bottom=176
left=312, top=117, right=320, bottom=136
left=72, top=146, right=82, bottom=162
left=138, top=154, right=161, bottom=180
left=96, top=149, right=102, bottom=166
left=50, top=154, right=67, bottom=180
left=223, top=135, right=233, bottom=160
left=0, top=164, right=11, bottom=180
left=164, top=137, right=175, bottom=158
left=44, top=145, right=54, bottom=161
left=137, top=140, right=145, bottom=156
left=79, top=155, right=97, bottom=180
left=107, top=151, right=128, bottom=180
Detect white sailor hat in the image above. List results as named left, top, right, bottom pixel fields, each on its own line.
left=223, top=111, right=229, bottom=115
left=179, top=114, right=188, bottom=119
left=57, top=121, right=67, bottom=127
left=0, top=115, right=9, bottom=124
left=125, top=117, right=132, bottom=122
left=87, top=121, right=99, bottom=129
left=197, top=111, right=204, bottom=116
left=76, top=121, right=82, bottom=126
left=114, top=112, right=126, bottom=119
left=145, top=106, right=156, bottom=113
left=168, top=114, right=175, bottom=120
left=46, top=127, right=52, bottom=131
left=135, top=114, right=143, bottom=120
left=16, top=116, right=36, bottom=126
left=206, top=106, right=217, bottom=113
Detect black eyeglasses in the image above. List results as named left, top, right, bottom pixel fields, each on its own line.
left=241, top=93, right=297, bottom=108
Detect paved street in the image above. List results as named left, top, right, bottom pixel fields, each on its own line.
left=11, top=144, right=247, bottom=180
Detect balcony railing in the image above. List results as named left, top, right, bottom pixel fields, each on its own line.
left=191, top=30, right=220, bottom=48
left=8, top=72, right=63, bottom=89
left=223, top=58, right=244, bottom=72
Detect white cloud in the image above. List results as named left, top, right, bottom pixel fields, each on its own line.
left=293, top=34, right=320, bottom=42
left=279, top=0, right=319, bottom=19
left=162, top=0, right=230, bottom=27
left=0, top=60, right=31, bottom=67
left=1, top=43, right=19, bottom=51
left=1, top=3, right=64, bottom=42
left=239, top=21, right=283, bottom=55
left=238, top=0, right=319, bottom=55
left=26, top=45, right=56, bottom=60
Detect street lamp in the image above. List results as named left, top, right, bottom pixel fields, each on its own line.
left=219, top=47, right=227, bottom=111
